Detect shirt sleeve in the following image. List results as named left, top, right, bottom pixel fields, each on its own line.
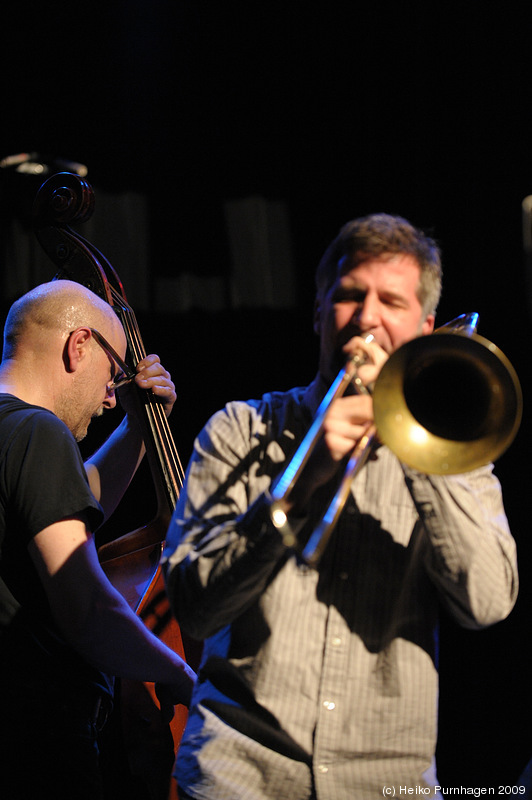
left=402, top=463, right=518, bottom=628
left=4, top=408, right=103, bottom=544
left=163, top=403, right=288, bottom=640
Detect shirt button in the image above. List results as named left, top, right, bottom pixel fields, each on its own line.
left=331, top=636, right=342, bottom=647
left=323, top=700, right=336, bottom=711
left=318, top=765, right=329, bottom=774
left=420, top=502, right=435, bottom=517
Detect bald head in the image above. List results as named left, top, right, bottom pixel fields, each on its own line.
left=0, top=280, right=126, bottom=436
left=2, top=280, right=123, bottom=360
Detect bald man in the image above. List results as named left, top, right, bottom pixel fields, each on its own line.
left=0, top=281, right=196, bottom=800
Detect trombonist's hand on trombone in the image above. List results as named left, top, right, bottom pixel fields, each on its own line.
left=343, top=334, right=389, bottom=393
left=289, top=336, right=388, bottom=512
left=321, top=335, right=387, bottom=470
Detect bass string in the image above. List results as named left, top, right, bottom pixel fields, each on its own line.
left=110, top=285, right=185, bottom=500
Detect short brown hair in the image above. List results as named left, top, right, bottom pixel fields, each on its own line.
left=315, top=213, right=442, bottom=316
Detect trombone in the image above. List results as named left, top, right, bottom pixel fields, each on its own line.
left=270, top=313, right=522, bottom=567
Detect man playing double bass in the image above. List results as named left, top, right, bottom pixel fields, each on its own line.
left=162, top=213, right=519, bottom=799
left=0, top=280, right=196, bottom=800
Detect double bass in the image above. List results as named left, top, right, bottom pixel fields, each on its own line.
left=33, top=171, right=199, bottom=800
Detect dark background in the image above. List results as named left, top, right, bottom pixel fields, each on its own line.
left=1, top=1, right=531, bottom=788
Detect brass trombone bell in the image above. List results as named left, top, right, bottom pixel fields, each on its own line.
left=372, top=326, right=523, bottom=475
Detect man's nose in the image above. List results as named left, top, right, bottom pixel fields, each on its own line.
left=353, top=295, right=379, bottom=329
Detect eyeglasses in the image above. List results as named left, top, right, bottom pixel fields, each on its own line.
left=88, top=328, right=136, bottom=391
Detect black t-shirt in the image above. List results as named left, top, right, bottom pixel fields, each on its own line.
left=0, top=394, right=110, bottom=699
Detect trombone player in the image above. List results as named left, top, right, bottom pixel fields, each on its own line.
left=163, top=213, right=519, bottom=799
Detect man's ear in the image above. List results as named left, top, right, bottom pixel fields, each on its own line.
left=421, top=314, right=435, bottom=336
left=64, top=327, right=91, bottom=373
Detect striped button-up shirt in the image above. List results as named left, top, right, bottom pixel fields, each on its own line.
left=163, top=377, right=518, bottom=800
